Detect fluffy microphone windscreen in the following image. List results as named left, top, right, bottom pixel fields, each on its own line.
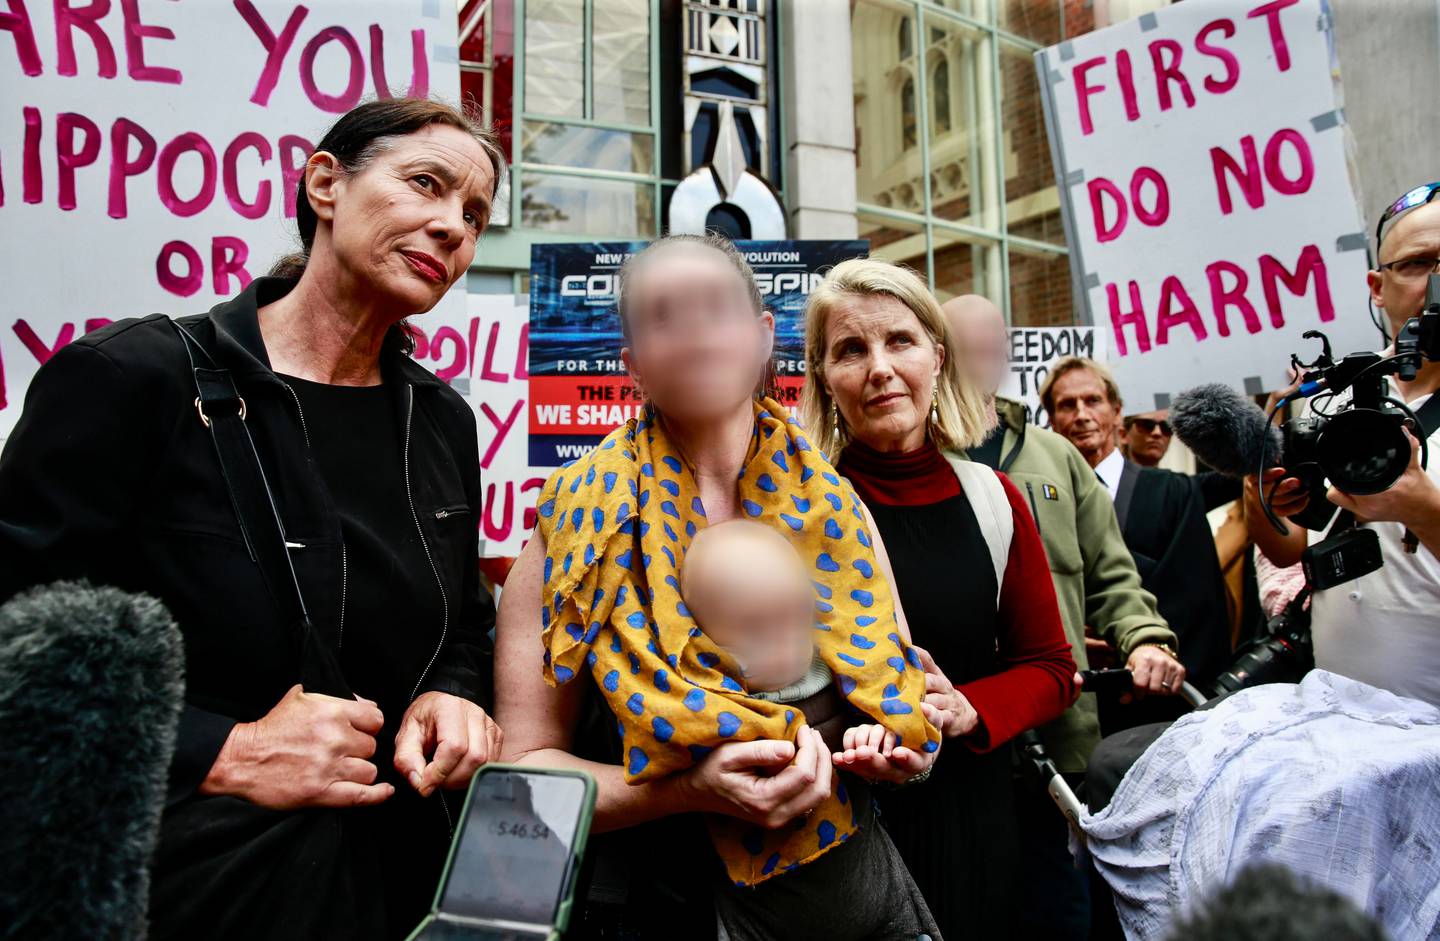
left=0, top=582, right=184, bottom=941
left=1170, top=383, right=1283, bottom=478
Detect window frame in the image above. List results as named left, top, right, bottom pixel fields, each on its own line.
left=853, top=0, right=1075, bottom=324
left=510, top=0, right=664, bottom=239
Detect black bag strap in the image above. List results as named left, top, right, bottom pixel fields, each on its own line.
left=170, top=320, right=348, bottom=696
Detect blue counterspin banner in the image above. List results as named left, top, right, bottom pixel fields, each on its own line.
left=527, top=240, right=868, bottom=467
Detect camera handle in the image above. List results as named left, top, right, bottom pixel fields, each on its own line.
left=1259, top=395, right=1297, bottom=536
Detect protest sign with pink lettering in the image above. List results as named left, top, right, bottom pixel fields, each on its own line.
left=0, top=0, right=461, bottom=439
left=408, top=292, right=542, bottom=558
left=1036, top=0, right=1374, bottom=407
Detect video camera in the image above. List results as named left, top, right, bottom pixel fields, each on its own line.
left=1280, top=274, right=1440, bottom=507
left=1262, top=275, right=1440, bottom=588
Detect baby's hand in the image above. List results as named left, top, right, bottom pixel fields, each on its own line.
left=832, top=723, right=896, bottom=766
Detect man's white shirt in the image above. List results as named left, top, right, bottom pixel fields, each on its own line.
left=1308, top=387, right=1440, bottom=708
left=1094, top=448, right=1125, bottom=503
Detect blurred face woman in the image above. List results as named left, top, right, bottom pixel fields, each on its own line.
left=493, top=237, right=947, bottom=928
left=0, top=98, right=510, bottom=940
left=620, top=238, right=777, bottom=430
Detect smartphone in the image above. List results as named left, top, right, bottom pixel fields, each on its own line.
left=406, top=765, right=597, bottom=941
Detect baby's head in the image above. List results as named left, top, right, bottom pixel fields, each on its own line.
left=680, top=520, right=816, bottom=693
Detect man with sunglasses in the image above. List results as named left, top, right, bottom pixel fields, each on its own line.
left=1122, top=411, right=1173, bottom=467
left=1247, top=183, right=1440, bottom=709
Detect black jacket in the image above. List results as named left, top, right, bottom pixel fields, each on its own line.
left=1114, top=461, right=1240, bottom=687
left=0, top=277, right=494, bottom=938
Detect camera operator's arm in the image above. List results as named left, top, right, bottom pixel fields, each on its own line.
left=1244, top=470, right=1310, bottom=567
left=1327, top=431, right=1440, bottom=558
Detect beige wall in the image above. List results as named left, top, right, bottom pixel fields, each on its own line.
left=1331, top=0, right=1440, bottom=241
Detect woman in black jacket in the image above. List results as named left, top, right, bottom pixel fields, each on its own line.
left=0, top=99, right=506, bottom=941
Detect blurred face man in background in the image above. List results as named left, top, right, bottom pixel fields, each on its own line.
left=941, top=294, right=1008, bottom=426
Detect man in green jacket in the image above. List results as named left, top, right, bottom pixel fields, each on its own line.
left=944, top=294, right=1184, bottom=939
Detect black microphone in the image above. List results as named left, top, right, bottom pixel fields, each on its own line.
left=1170, top=383, right=1283, bottom=477
left=0, top=581, right=184, bottom=941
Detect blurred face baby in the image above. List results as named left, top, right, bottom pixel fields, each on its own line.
left=680, top=521, right=815, bottom=692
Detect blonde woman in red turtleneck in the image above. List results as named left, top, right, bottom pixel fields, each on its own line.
left=802, top=258, right=1078, bottom=941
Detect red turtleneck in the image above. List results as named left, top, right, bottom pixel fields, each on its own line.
left=835, top=438, right=961, bottom=507
left=835, top=435, right=1077, bottom=752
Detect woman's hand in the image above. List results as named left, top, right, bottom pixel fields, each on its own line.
left=678, top=726, right=833, bottom=829
left=394, top=691, right=503, bottom=797
left=200, top=684, right=394, bottom=809
left=914, top=644, right=979, bottom=738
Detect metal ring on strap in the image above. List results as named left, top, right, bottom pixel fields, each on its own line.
left=194, top=395, right=246, bottom=428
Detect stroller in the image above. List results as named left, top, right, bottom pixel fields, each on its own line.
left=1021, top=610, right=1440, bottom=941
left=1023, top=591, right=1316, bottom=839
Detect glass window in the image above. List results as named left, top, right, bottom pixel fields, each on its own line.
left=901, top=77, right=917, bottom=150
left=859, top=212, right=926, bottom=271
left=524, top=0, right=585, bottom=117
left=854, top=0, right=922, bottom=210
left=591, top=0, right=651, bottom=125
left=521, top=172, right=656, bottom=238
left=522, top=122, right=654, bottom=175
left=925, top=15, right=997, bottom=230
left=930, top=56, right=951, bottom=135
left=1008, top=243, right=1074, bottom=326
left=853, top=0, right=1091, bottom=326
left=932, top=227, right=1001, bottom=303
left=460, top=0, right=515, bottom=226
left=506, top=0, right=664, bottom=242
left=997, top=0, right=1061, bottom=46
left=1000, top=39, right=1063, bottom=245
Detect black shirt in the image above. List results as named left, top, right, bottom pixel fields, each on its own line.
left=281, top=375, right=445, bottom=764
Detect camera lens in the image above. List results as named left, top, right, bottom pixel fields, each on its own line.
left=1317, top=410, right=1410, bottom=495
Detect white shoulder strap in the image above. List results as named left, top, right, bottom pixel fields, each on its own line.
left=944, top=456, right=1013, bottom=607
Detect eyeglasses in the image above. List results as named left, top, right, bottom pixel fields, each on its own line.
left=1375, top=182, right=1440, bottom=251
left=1125, top=416, right=1172, bottom=436
left=1377, top=255, right=1440, bottom=281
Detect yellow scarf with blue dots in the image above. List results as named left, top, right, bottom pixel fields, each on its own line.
left=535, top=397, right=939, bottom=886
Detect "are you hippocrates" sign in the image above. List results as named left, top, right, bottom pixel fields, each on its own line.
left=0, top=0, right=461, bottom=438
left=1036, top=0, right=1374, bottom=407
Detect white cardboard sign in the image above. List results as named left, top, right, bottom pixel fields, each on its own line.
left=1036, top=0, right=1374, bottom=407
left=408, top=293, right=545, bottom=559
left=1000, top=325, right=1107, bottom=428
left=0, top=0, right=460, bottom=438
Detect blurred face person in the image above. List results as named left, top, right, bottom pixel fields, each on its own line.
left=941, top=295, right=1008, bottom=400
left=821, top=293, right=946, bottom=453
left=1048, top=366, right=1122, bottom=467
left=680, top=521, right=816, bottom=693
left=1369, top=197, right=1440, bottom=338
left=619, top=240, right=774, bottom=425
left=1123, top=411, right=1172, bottom=467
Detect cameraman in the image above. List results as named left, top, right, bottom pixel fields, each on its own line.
left=1248, top=184, right=1440, bottom=708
